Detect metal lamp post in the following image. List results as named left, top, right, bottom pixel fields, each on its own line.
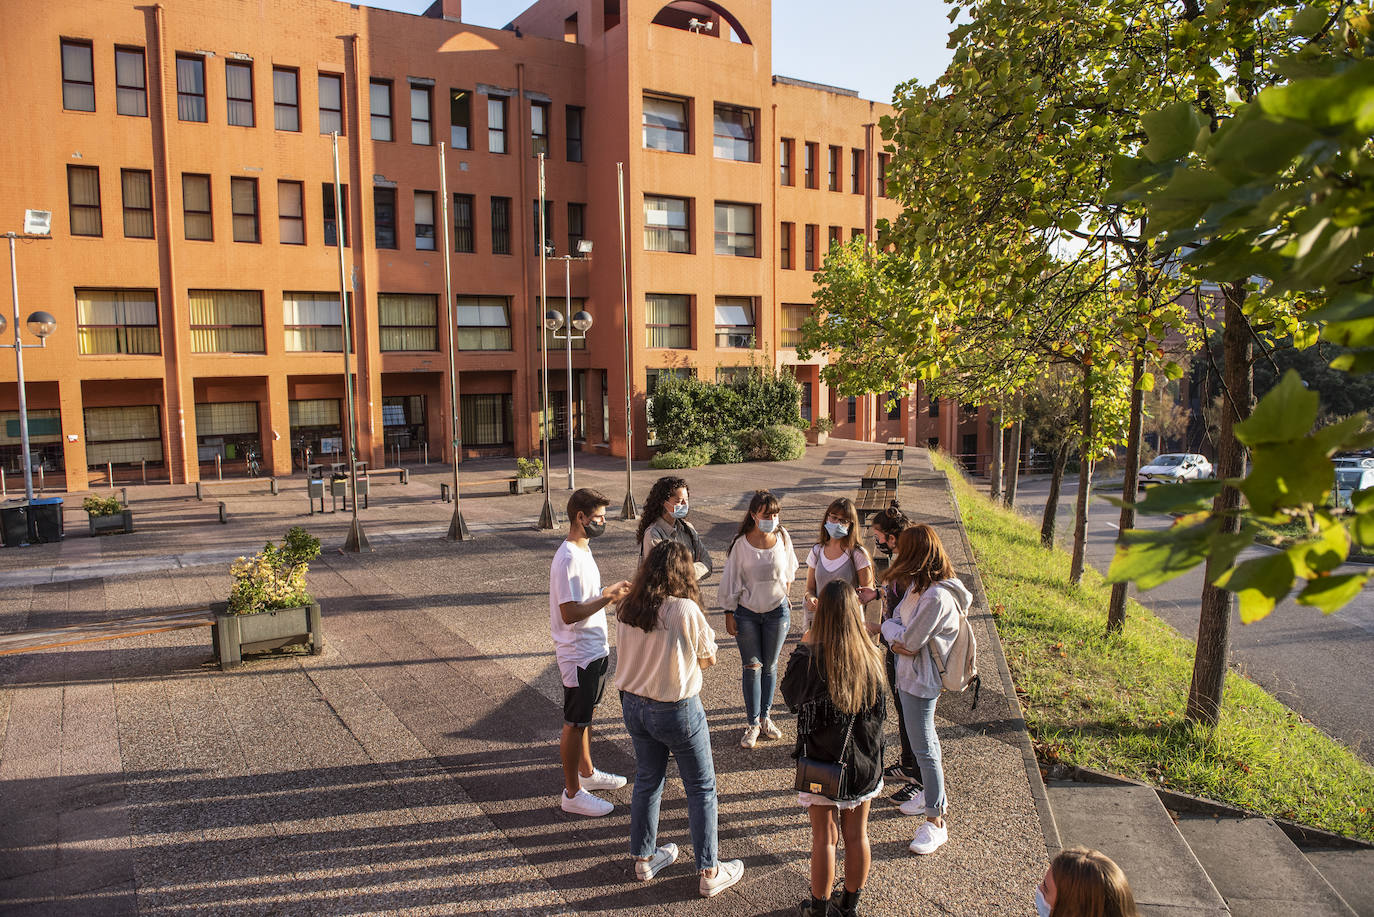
left=547, top=240, right=593, bottom=489
left=330, top=132, right=370, bottom=552
left=536, top=154, right=556, bottom=529
left=4, top=211, right=56, bottom=504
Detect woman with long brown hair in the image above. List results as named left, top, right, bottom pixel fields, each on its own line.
left=879, top=524, right=971, bottom=856
left=1036, top=847, right=1139, bottom=917
left=781, top=580, right=886, bottom=917
left=636, top=475, right=712, bottom=579
left=801, top=497, right=874, bottom=633
left=616, top=540, right=745, bottom=897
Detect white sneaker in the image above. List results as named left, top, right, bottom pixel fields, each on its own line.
left=635, top=843, right=678, bottom=881
left=699, top=859, right=745, bottom=897
left=740, top=724, right=760, bottom=748
left=759, top=717, right=782, bottom=740
left=580, top=768, right=628, bottom=791
left=909, top=820, right=948, bottom=855
left=898, top=790, right=927, bottom=816
left=560, top=788, right=613, bottom=817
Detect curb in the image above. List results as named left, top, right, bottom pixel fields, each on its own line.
left=936, top=451, right=1063, bottom=856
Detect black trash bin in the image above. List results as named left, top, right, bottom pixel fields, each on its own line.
left=29, top=496, right=64, bottom=543
left=0, top=501, right=29, bottom=547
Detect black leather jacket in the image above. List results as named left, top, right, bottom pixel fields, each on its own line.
left=781, top=643, right=886, bottom=799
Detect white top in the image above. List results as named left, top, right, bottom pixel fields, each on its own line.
left=615, top=596, right=718, bottom=703
left=806, top=543, right=873, bottom=573
left=717, top=529, right=800, bottom=613
left=549, top=540, right=607, bottom=688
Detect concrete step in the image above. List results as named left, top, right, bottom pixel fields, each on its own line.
left=1299, top=849, right=1374, bottom=917
left=1048, top=781, right=1229, bottom=916
left=1175, top=816, right=1356, bottom=917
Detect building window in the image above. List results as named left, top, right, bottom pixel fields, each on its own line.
left=487, top=96, right=507, bottom=153
left=115, top=47, right=147, bottom=117
left=283, top=292, right=349, bottom=352
left=714, top=202, right=756, bottom=257
left=188, top=289, right=265, bottom=353
left=646, top=294, right=690, bottom=349
left=85, top=406, right=163, bottom=468
left=827, top=145, right=840, bottom=191
left=230, top=177, right=259, bottom=243
left=847, top=396, right=856, bottom=424
left=322, top=183, right=348, bottom=247
left=804, top=224, right=818, bottom=270
left=454, top=296, right=512, bottom=350
left=714, top=297, right=755, bottom=348
left=225, top=61, right=254, bottom=127
left=278, top=180, right=304, bottom=244
left=491, top=196, right=511, bottom=254
left=450, top=88, right=471, bottom=148
left=568, top=202, right=586, bottom=253
left=373, top=186, right=397, bottom=249
left=782, top=303, right=810, bottom=347
left=804, top=142, right=818, bottom=189
left=379, top=293, right=438, bottom=351
left=182, top=173, right=212, bottom=241
left=195, top=402, right=261, bottom=463
left=800, top=382, right=813, bottom=421
left=929, top=394, right=939, bottom=418
left=382, top=395, right=427, bottom=455
left=779, top=138, right=794, bottom=185
left=273, top=67, right=299, bottom=131
left=566, top=105, right=584, bottom=161
left=829, top=225, right=842, bottom=249
left=644, top=195, right=689, bottom=253
left=414, top=190, right=436, bottom=250
left=410, top=83, right=433, bottom=145
left=76, top=289, right=159, bottom=355
left=643, top=94, right=688, bottom=152
left=175, top=54, right=207, bottom=122
left=461, top=393, right=513, bottom=446
left=887, top=391, right=902, bottom=420
left=851, top=148, right=864, bottom=194
left=319, top=72, right=343, bottom=134
left=370, top=80, right=393, bottom=141
left=780, top=221, right=794, bottom=270
left=61, top=39, right=96, bottom=111
left=120, top=170, right=153, bottom=239
left=878, top=153, right=889, bottom=198
left=532, top=199, right=553, bottom=251
left=453, top=193, right=475, bottom=252
left=531, top=100, right=550, bottom=157
left=714, top=103, right=756, bottom=161
left=852, top=227, right=864, bottom=241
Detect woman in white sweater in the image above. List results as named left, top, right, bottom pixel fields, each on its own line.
left=717, top=489, right=800, bottom=749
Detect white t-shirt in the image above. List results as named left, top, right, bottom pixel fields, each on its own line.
left=549, top=540, right=607, bottom=687
left=806, top=543, right=873, bottom=573
left=615, top=596, right=718, bottom=703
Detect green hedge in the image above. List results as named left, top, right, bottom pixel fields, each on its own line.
left=649, top=369, right=806, bottom=463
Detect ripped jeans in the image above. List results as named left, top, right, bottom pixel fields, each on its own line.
left=733, top=603, right=790, bottom=725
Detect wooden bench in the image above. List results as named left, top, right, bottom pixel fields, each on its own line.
left=368, top=466, right=409, bottom=484
left=861, top=461, right=901, bottom=490
left=856, top=486, right=895, bottom=525
left=885, top=437, right=906, bottom=462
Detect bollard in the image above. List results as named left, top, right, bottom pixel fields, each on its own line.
left=216, top=453, right=222, bottom=481
left=269, top=477, right=278, bottom=495
left=440, top=483, right=450, bottom=503
left=141, top=458, right=147, bottom=485
left=1, top=467, right=6, bottom=497
left=394, top=444, right=400, bottom=468
left=401, top=468, right=409, bottom=485
left=108, top=462, right=114, bottom=491
left=195, top=481, right=203, bottom=501
left=120, top=487, right=127, bottom=506
left=38, top=465, right=44, bottom=494
left=218, top=501, right=228, bottom=524
left=422, top=443, right=428, bottom=466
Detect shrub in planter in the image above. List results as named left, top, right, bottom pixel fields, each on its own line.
left=515, top=457, right=543, bottom=479
left=83, top=494, right=134, bottom=535
left=811, top=416, right=835, bottom=434
left=215, top=526, right=324, bottom=669
left=82, top=495, right=122, bottom=516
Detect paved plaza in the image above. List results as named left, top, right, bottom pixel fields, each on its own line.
left=0, top=443, right=1049, bottom=915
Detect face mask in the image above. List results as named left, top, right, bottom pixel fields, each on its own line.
left=583, top=518, right=606, bottom=539
left=671, top=502, right=690, bottom=519
left=825, top=521, right=849, bottom=539
left=756, top=517, right=779, bottom=534
left=878, top=540, right=894, bottom=556
left=1034, top=888, right=1051, bottom=917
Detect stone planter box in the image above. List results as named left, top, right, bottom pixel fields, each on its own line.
left=88, top=509, right=134, bottom=536
left=806, top=430, right=829, bottom=446
left=510, top=476, right=543, bottom=494
left=210, top=601, right=323, bottom=670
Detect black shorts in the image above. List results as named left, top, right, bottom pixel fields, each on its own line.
left=563, top=655, right=609, bottom=727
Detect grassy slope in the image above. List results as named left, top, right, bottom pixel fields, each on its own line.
left=934, top=454, right=1374, bottom=842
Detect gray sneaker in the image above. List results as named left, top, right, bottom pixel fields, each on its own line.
left=699, top=859, right=745, bottom=897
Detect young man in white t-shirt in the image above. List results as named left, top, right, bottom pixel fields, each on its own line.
left=551, top=487, right=632, bottom=817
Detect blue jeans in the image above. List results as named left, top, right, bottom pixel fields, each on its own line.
left=621, top=691, right=718, bottom=871
left=897, top=690, right=946, bottom=817
left=734, top=603, right=789, bottom=725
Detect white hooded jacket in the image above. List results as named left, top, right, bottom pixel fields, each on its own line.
left=880, top=577, right=974, bottom=699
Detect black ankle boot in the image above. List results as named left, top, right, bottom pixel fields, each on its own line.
left=829, top=886, right=862, bottom=917
left=796, top=895, right=835, bottom=916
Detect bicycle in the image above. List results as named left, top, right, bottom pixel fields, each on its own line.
left=245, top=449, right=261, bottom=478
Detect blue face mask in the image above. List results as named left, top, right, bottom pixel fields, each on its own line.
left=671, top=502, right=690, bottom=519
left=756, top=516, right=779, bottom=534
left=824, top=521, right=849, bottom=539
left=1034, top=887, right=1051, bottom=917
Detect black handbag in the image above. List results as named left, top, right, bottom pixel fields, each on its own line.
left=794, top=714, right=855, bottom=799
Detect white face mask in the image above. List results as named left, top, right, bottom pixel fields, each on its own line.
left=1034, top=887, right=1051, bottom=917
left=756, top=516, right=779, bottom=534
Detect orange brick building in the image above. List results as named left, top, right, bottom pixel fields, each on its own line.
left=0, top=0, right=978, bottom=490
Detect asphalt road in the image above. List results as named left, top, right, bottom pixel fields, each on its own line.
left=1008, top=474, right=1374, bottom=764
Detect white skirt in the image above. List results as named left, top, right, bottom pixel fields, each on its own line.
left=797, top=779, right=884, bottom=810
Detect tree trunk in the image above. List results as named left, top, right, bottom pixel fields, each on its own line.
left=1187, top=285, right=1252, bottom=727
left=1041, top=440, right=1071, bottom=547
left=1004, top=412, right=1023, bottom=507
left=1069, top=362, right=1094, bottom=586
left=989, top=402, right=1004, bottom=503
left=1107, top=356, right=1146, bottom=634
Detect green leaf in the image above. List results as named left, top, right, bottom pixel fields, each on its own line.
left=1130, top=479, right=1222, bottom=515
left=1242, top=440, right=1335, bottom=517
left=1107, top=515, right=1220, bottom=589
left=1235, top=370, right=1317, bottom=446
left=1287, top=520, right=1351, bottom=579
left=1330, top=351, right=1374, bottom=373
left=1163, top=361, right=1184, bottom=380
left=1213, top=551, right=1296, bottom=623
left=1142, top=101, right=1211, bottom=163
left=1136, top=371, right=1155, bottom=392
left=1296, top=573, right=1371, bottom=614
left=1292, top=5, right=1329, bottom=35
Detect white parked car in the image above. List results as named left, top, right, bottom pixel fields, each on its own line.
left=1333, top=457, right=1374, bottom=510
left=1138, top=452, right=1214, bottom=487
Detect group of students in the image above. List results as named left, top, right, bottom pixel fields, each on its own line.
left=547, top=477, right=1140, bottom=916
